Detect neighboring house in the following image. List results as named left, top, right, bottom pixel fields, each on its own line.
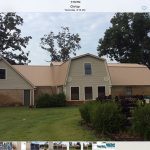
left=0, top=53, right=150, bottom=106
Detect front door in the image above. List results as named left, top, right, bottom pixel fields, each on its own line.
left=24, top=90, right=30, bottom=106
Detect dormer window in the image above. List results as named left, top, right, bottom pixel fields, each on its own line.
left=0, top=69, right=6, bottom=79
left=84, top=63, right=92, bottom=75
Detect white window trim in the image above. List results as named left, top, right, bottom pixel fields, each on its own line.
left=84, top=86, right=93, bottom=101
left=70, top=86, right=80, bottom=100
left=83, top=62, right=92, bottom=75
left=97, top=85, right=107, bottom=97
left=0, top=68, right=7, bottom=80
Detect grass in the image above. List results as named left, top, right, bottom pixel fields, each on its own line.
left=0, top=107, right=98, bottom=141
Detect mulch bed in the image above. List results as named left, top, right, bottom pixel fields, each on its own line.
left=106, top=132, right=143, bottom=141
left=80, top=120, right=143, bottom=141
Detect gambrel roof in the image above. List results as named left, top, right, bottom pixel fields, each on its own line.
left=1, top=54, right=150, bottom=87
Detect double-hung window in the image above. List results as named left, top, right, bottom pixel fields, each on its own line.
left=84, top=63, right=92, bottom=75
left=85, top=87, right=93, bottom=100
left=0, top=69, right=6, bottom=79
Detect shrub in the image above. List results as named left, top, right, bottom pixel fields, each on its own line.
left=92, top=102, right=125, bottom=134
left=55, top=93, right=66, bottom=106
left=36, top=93, right=66, bottom=108
left=79, top=101, right=125, bottom=134
left=132, top=105, right=150, bottom=140
left=36, top=94, right=51, bottom=108
left=79, top=101, right=97, bottom=124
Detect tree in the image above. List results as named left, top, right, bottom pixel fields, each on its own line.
left=97, top=13, right=150, bottom=68
left=0, top=12, right=32, bottom=64
left=40, top=27, right=81, bottom=62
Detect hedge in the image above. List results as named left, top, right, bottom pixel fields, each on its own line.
left=36, top=93, right=66, bottom=108
left=132, top=104, right=150, bottom=140
left=79, top=101, right=98, bottom=124
left=91, top=102, right=125, bottom=134
left=79, top=101, right=125, bottom=134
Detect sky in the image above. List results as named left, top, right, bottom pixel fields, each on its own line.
left=18, top=12, right=115, bottom=65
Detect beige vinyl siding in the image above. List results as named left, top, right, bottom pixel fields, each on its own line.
left=65, top=56, right=111, bottom=100
left=0, top=60, right=33, bottom=89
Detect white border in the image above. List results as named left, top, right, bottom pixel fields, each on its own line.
left=0, top=68, right=7, bottom=80
left=84, top=86, right=93, bottom=100
left=83, top=62, right=92, bottom=76
left=0, top=0, right=149, bottom=12
left=97, top=85, right=106, bottom=97
left=70, top=86, right=80, bottom=100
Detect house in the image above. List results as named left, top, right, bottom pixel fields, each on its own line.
left=0, top=53, right=150, bottom=106
left=108, top=63, right=150, bottom=97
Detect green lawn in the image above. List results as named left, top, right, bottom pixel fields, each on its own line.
left=0, top=107, right=98, bottom=141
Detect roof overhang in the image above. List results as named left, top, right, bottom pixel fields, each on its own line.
left=0, top=56, right=35, bottom=88
left=71, top=53, right=106, bottom=61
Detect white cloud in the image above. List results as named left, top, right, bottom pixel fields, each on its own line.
left=17, top=12, right=115, bottom=65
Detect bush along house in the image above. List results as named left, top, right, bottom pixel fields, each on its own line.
left=0, top=53, right=150, bottom=106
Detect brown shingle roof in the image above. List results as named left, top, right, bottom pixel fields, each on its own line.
left=108, top=63, right=150, bottom=86
left=13, top=65, right=54, bottom=86
left=51, top=61, right=69, bottom=86
left=13, top=61, right=69, bottom=87
left=13, top=58, right=150, bottom=87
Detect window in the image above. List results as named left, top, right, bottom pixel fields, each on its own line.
left=71, top=87, right=79, bottom=100
left=84, top=63, right=92, bottom=75
left=85, top=87, right=93, bottom=100
left=98, top=86, right=105, bottom=97
left=0, top=69, right=6, bottom=79
left=126, top=87, right=132, bottom=96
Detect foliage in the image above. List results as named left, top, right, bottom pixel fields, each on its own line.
left=97, top=13, right=150, bottom=68
left=36, top=94, right=50, bottom=108
left=79, top=101, right=97, bottom=124
left=132, top=105, right=150, bottom=140
left=79, top=101, right=125, bottom=134
left=91, top=102, right=125, bottom=134
left=36, top=93, right=66, bottom=108
left=40, top=27, right=81, bottom=61
left=0, top=12, right=32, bottom=64
left=55, top=92, right=66, bottom=106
